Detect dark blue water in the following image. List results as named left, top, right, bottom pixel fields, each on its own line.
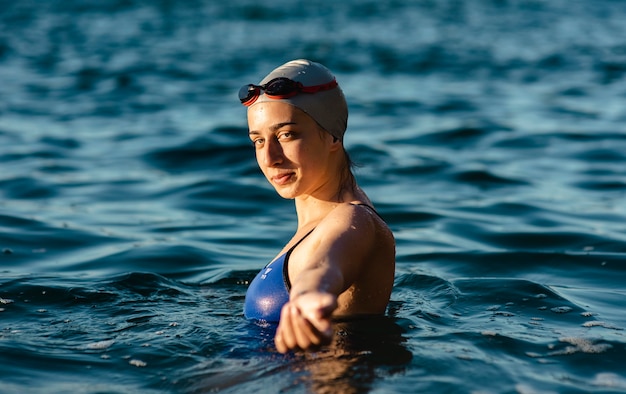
left=1, top=1, right=625, bottom=392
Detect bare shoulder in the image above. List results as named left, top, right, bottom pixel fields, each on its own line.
left=313, top=202, right=394, bottom=251
left=321, top=202, right=391, bottom=232
left=288, top=201, right=395, bottom=315
left=312, top=202, right=395, bottom=315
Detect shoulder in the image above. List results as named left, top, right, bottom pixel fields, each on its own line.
left=314, top=202, right=390, bottom=246
left=287, top=201, right=395, bottom=292
left=321, top=202, right=374, bottom=227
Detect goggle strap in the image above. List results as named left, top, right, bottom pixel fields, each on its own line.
left=239, top=78, right=338, bottom=107
left=299, top=79, right=338, bottom=93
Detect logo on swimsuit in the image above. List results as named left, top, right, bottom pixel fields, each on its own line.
left=260, top=267, right=272, bottom=280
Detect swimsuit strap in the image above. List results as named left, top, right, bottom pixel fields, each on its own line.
left=283, top=228, right=316, bottom=291
left=351, top=202, right=386, bottom=221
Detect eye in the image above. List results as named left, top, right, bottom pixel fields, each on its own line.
left=278, top=131, right=293, bottom=140
left=251, top=138, right=264, bottom=147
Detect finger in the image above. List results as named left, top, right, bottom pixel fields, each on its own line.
left=275, top=328, right=287, bottom=354
left=308, top=318, right=333, bottom=346
left=292, top=293, right=336, bottom=342
left=275, top=304, right=297, bottom=353
left=302, top=313, right=333, bottom=339
left=292, top=308, right=323, bottom=348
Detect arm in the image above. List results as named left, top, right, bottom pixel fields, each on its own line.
left=274, top=204, right=377, bottom=353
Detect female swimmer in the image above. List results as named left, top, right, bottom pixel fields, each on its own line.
left=239, top=59, right=395, bottom=354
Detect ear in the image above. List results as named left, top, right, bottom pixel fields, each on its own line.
left=329, top=135, right=342, bottom=151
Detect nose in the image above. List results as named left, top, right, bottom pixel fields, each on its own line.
left=259, top=138, right=284, bottom=167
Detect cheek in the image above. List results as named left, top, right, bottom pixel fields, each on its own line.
left=281, top=142, right=304, bottom=162
left=253, top=149, right=265, bottom=169
left=300, top=142, right=327, bottom=165
left=296, top=139, right=319, bottom=157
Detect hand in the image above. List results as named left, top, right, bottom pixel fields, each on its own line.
left=274, top=292, right=337, bottom=353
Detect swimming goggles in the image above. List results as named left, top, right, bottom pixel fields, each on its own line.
left=239, top=77, right=338, bottom=106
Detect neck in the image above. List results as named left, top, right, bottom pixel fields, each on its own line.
left=293, top=184, right=368, bottom=231
left=292, top=144, right=358, bottom=229
left=294, top=196, right=337, bottom=231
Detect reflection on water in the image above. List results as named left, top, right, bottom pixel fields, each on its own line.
left=182, top=316, right=412, bottom=394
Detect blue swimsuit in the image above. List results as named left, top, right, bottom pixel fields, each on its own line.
left=244, top=230, right=314, bottom=322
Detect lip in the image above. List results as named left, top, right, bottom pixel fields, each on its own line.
left=271, top=172, right=294, bottom=185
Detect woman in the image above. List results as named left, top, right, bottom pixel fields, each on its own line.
left=239, top=59, right=395, bottom=354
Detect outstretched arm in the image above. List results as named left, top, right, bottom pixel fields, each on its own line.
left=274, top=204, right=377, bottom=353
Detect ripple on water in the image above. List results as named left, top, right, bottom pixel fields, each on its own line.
left=0, top=213, right=125, bottom=270
left=441, top=219, right=625, bottom=252
left=451, top=169, right=529, bottom=189
left=143, top=132, right=253, bottom=174
left=0, top=176, right=59, bottom=199
left=68, top=245, right=219, bottom=282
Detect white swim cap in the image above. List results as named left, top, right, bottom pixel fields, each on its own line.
left=241, top=59, right=348, bottom=141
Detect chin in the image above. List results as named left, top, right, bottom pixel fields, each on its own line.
left=273, top=186, right=299, bottom=200
left=276, top=191, right=298, bottom=200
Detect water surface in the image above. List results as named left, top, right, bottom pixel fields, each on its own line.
left=1, top=1, right=625, bottom=392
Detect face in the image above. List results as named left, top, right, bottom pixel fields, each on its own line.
left=247, top=102, right=339, bottom=199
